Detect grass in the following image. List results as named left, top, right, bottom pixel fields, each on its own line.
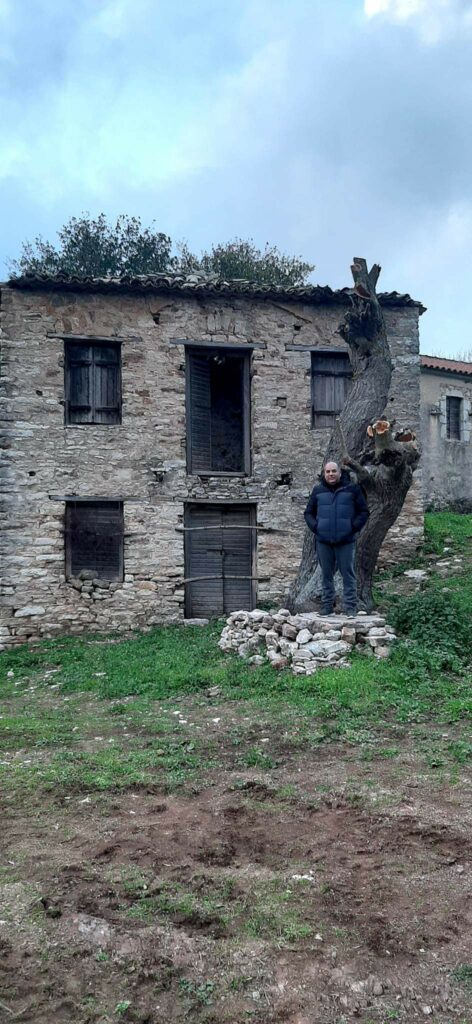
left=0, top=513, right=470, bottom=796
left=122, top=873, right=313, bottom=948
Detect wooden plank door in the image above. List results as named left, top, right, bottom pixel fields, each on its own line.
left=184, top=504, right=255, bottom=618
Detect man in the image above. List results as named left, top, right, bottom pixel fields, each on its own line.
left=304, top=461, right=369, bottom=616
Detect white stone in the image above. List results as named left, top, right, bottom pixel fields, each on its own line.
left=403, top=569, right=428, bottom=580
left=296, top=628, right=313, bottom=645
left=292, top=648, right=315, bottom=662
left=14, top=605, right=46, bottom=617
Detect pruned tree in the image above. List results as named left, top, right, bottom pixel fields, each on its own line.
left=288, top=257, right=420, bottom=613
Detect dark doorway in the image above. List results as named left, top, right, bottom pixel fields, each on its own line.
left=184, top=503, right=256, bottom=618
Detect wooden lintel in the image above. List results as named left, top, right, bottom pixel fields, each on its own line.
left=49, top=495, right=144, bottom=502
left=169, top=339, right=266, bottom=350
left=47, top=333, right=142, bottom=343
left=285, top=344, right=349, bottom=353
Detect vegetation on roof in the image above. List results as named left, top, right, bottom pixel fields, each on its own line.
left=9, top=212, right=315, bottom=288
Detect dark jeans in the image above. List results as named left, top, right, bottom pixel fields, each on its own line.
left=316, top=540, right=357, bottom=611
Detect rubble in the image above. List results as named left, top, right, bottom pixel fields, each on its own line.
left=219, top=609, right=396, bottom=675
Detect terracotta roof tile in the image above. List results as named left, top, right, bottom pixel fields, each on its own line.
left=421, top=355, right=472, bottom=376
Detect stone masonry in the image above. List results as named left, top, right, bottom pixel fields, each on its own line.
left=0, top=276, right=424, bottom=649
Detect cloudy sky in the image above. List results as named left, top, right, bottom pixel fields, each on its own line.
left=1, top=0, right=471, bottom=356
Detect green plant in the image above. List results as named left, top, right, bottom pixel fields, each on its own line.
left=452, top=963, right=472, bottom=989
left=178, top=978, right=215, bottom=1005
left=389, top=589, right=471, bottom=670
left=114, top=1000, right=131, bottom=1016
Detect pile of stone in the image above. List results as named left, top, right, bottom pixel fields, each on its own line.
left=219, top=608, right=396, bottom=675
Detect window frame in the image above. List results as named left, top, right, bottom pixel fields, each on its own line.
left=64, top=340, right=122, bottom=426
left=65, top=499, right=124, bottom=582
left=311, top=348, right=353, bottom=429
left=185, top=345, right=251, bottom=476
left=446, top=395, right=462, bottom=440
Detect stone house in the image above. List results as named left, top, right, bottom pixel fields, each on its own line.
left=0, top=274, right=424, bottom=649
left=420, top=356, right=472, bottom=510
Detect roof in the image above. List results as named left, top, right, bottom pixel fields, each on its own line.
left=421, top=355, right=472, bottom=377
left=5, top=272, right=426, bottom=312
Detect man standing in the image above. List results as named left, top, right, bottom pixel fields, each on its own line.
left=304, top=461, right=369, bottom=616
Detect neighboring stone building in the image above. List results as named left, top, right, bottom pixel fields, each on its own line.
left=0, top=274, right=424, bottom=648
left=420, top=355, right=472, bottom=509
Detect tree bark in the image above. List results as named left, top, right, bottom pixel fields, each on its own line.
left=288, top=258, right=420, bottom=613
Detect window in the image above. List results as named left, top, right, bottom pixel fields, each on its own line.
left=446, top=396, right=462, bottom=440
left=186, top=348, right=251, bottom=474
left=311, top=351, right=352, bottom=428
left=65, top=501, right=124, bottom=580
left=65, top=342, right=121, bottom=424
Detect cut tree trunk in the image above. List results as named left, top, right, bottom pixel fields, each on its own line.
left=288, top=258, right=420, bottom=613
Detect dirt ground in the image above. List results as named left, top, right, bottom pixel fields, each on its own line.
left=1, top=697, right=472, bottom=1024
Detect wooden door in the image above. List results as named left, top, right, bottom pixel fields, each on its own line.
left=184, top=504, right=255, bottom=617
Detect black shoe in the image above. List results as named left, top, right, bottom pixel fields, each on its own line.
left=343, top=608, right=357, bottom=618
left=319, top=607, right=334, bottom=616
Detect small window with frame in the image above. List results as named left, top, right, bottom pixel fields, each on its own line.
left=446, top=396, right=462, bottom=440
left=65, top=500, right=124, bottom=581
left=65, top=342, right=122, bottom=425
left=311, top=350, right=352, bottom=428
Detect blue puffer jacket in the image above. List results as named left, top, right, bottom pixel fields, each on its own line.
left=304, top=469, right=369, bottom=545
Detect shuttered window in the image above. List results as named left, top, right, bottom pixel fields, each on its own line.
left=311, top=351, right=352, bottom=428
left=65, top=501, right=124, bottom=580
left=446, top=396, right=462, bottom=440
left=184, top=504, right=255, bottom=617
left=186, top=348, right=251, bottom=474
left=65, top=342, right=121, bottom=424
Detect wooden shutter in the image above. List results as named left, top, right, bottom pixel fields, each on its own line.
left=66, top=501, right=124, bottom=580
left=65, top=343, right=121, bottom=425
left=185, top=504, right=255, bottom=617
left=186, top=348, right=251, bottom=474
left=187, top=352, right=212, bottom=472
left=66, top=344, right=93, bottom=423
left=312, top=352, right=352, bottom=428
left=92, top=345, right=121, bottom=424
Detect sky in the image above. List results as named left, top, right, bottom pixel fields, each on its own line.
left=1, top=0, right=472, bottom=356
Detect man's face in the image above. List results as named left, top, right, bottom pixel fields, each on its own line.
left=324, top=462, right=341, bottom=484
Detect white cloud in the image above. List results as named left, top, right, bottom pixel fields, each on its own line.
left=91, top=0, right=153, bottom=40
left=364, top=0, right=472, bottom=43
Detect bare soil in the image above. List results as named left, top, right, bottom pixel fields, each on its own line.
left=1, top=707, right=472, bottom=1024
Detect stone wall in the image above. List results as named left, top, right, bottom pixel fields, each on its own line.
left=0, top=284, right=422, bottom=648
left=420, top=369, right=472, bottom=509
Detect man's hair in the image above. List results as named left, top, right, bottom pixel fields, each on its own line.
left=324, top=461, right=340, bottom=470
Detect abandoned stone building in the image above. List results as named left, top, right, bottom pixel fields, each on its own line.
left=0, top=274, right=424, bottom=648
left=420, top=355, right=472, bottom=509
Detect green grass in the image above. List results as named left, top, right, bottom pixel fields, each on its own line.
left=452, top=964, right=472, bottom=990
left=123, top=874, right=312, bottom=948
left=0, top=513, right=470, bottom=794
left=423, top=511, right=472, bottom=553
